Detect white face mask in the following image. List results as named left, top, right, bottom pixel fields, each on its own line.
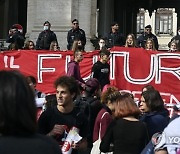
left=43, top=26, right=49, bottom=31
left=178, top=31, right=180, bottom=35
left=99, top=42, right=105, bottom=48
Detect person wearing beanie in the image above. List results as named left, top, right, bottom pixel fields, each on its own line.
left=6, top=24, right=25, bottom=49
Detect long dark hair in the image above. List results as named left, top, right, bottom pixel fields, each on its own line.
left=141, top=90, right=164, bottom=112
left=0, top=70, right=37, bottom=135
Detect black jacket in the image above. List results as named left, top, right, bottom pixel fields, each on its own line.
left=92, top=61, right=110, bottom=89
left=6, top=31, right=25, bottom=49
left=168, top=34, right=180, bottom=50
left=67, top=28, right=86, bottom=50
left=137, top=32, right=159, bottom=50
left=36, top=30, right=58, bottom=50
left=105, top=31, right=125, bottom=48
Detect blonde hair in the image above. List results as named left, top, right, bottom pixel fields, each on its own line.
left=49, top=41, right=59, bottom=51
left=24, top=40, right=35, bottom=50
left=125, top=34, right=136, bottom=47
left=145, top=38, right=156, bottom=50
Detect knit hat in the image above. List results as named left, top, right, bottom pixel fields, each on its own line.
left=85, top=78, right=100, bottom=93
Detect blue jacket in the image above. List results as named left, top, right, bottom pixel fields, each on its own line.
left=140, top=109, right=169, bottom=138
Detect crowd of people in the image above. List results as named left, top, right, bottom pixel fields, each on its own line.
left=3, top=20, right=180, bottom=52
left=0, top=19, right=180, bottom=154
left=0, top=68, right=179, bottom=154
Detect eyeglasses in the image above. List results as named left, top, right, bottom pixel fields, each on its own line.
left=73, top=23, right=79, bottom=25
left=99, top=42, right=105, bottom=44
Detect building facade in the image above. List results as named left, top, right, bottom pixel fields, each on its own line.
left=1, top=0, right=180, bottom=50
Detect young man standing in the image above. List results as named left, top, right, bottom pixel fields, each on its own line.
left=67, top=50, right=85, bottom=89
left=38, top=76, right=89, bottom=154
left=91, top=49, right=111, bottom=90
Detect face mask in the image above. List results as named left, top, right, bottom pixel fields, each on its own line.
left=170, top=48, right=177, bottom=51
left=99, top=42, right=105, bottom=48
left=43, top=26, right=49, bottom=31
left=178, top=31, right=180, bottom=35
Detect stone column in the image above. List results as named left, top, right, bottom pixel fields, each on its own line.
left=78, top=0, right=97, bottom=51
left=27, top=0, right=72, bottom=50
left=98, top=0, right=114, bottom=37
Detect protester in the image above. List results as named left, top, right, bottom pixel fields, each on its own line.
left=67, top=50, right=85, bottom=90
left=26, top=76, right=46, bottom=109
left=142, top=84, right=155, bottom=92
left=93, top=87, right=120, bottom=143
left=43, top=94, right=57, bottom=111
left=92, top=87, right=120, bottom=154
left=0, top=70, right=61, bottom=154
left=105, top=22, right=125, bottom=48
left=137, top=25, right=159, bottom=50
left=67, top=19, right=86, bottom=50
left=49, top=41, right=60, bottom=51
left=168, top=40, right=178, bottom=52
left=24, top=40, right=35, bottom=50
left=145, top=38, right=156, bottom=51
left=125, top=33, right=137, bottom=47
left=96, top=38, right=107, bottom=50
left=26, top=75, right=46, bottom=99
left=71, top=39, right=84, bottom=52
left=38, top=76, right=89, bottom=154
left=8, top=42, right=19, bottom=50
left=168, top=26, right=180, bottom=50
left=91, top=49, right=110, bottom=90
left=6, top=24, right=25, bottom=49
left=139, top=90, right=169, bottom=138
left=36, top=21, right=58, bottom=50
left=100, top=92, right=149, bottom=154
left=74, top=78, right=102, bottom=153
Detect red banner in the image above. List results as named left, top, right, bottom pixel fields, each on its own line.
left=0, top=47, right=180, bottom=107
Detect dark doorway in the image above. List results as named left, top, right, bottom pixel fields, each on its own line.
left=0, top=0, right=27, bottom=39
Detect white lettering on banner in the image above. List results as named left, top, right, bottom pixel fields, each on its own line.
left=155, top=54, right=180, bottom=84
left=110, top=52, right=180, bottom=84
left=3, top=56, right=20, bottom=68
left=38, top=54, right=62, bottom=83
left=65, top=55, right=71, bottom=74
left=4, top=56, right=8, bottom=68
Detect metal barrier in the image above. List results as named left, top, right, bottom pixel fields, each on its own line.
left=0, top=39, right=8, bottom=51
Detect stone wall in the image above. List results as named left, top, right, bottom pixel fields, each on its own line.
left=26, top=0, right=97, bottom=51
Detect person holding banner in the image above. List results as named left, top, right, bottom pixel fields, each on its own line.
left=125, top=33, right=137, bottom=47
left=137, top=25, right=159, bottom=50
left=145, top=38, right=156, bottom=51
